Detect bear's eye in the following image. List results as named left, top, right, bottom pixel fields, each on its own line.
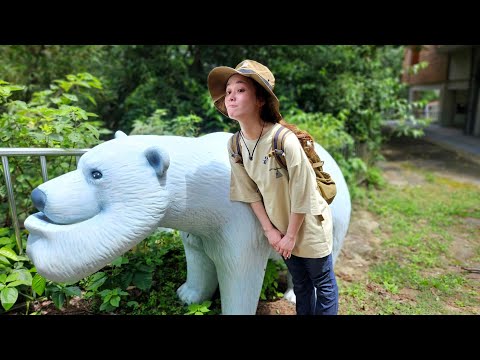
left=91, top=170, right=103, bottom=179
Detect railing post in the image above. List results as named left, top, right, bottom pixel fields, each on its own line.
left=39, top=156, right=48, bottom=182
left=1, top=156, right=23, bottom=254
left=0, top=147, right=89, bottom=256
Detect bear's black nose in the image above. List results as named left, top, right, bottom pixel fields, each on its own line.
left=31, top=188, right=46, bottom=212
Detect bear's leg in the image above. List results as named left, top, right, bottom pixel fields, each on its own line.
left=177, top=232, right=218, bottom=305
left=216, top=251, right=269, bottom=315
left=283, top=272, right=296, bottom=304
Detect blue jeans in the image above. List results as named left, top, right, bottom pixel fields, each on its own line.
left=284, top=253, right=338, bottom=315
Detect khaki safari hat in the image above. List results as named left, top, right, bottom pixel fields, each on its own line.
left=207, top=59, right=282, bottom=122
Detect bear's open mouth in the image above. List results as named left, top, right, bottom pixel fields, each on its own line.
left=24, top=212, right=78, bottom=235
left=25, top=210, right=100, bottom=233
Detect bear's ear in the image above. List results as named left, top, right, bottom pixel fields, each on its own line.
left=145, top=147, right=170, bottom=177
left=115, top=130, right=128, bottom=138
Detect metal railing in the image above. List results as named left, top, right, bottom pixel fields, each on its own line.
left=0, top=148, right=89, bottom=254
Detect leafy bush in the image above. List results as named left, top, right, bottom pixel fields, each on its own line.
left=0, top=75, right=109, bottom=229
left=129, top=109, right=202, bottom=137
left=0, top=74, right=109, bottom=312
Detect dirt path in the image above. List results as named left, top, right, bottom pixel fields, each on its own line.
left=257, top=135, right=480, bottom=315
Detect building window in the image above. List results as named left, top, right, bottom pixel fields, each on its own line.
left=410, top=48, right=420, bottom=66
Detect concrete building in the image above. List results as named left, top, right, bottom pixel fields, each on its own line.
left=402, top=45, right=480, bottom=137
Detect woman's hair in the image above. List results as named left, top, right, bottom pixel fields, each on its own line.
left=252, top=81, right=315, bottom=149
left=251, top=81, right=281, bottom=124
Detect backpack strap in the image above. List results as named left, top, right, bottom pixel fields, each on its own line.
left=311, top=160, right=324, bottom=169
left=271, top=125, right=291, bottom=170
left=229, top=131, right=243, bottom=165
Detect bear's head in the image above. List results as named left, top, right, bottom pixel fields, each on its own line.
left=25, top=131, right=171, bottom=283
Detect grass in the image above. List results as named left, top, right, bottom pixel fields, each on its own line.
left=338, top=168, right=480, bottom=315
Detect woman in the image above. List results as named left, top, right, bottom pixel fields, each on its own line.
left=207, top=59, right=338, bottom=315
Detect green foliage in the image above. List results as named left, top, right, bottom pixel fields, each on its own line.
left=0, top=262, right=33, bottom=311
left=0, top=80, right=25, bottom=101
left=288, top=110, right=354, bottom=159
left=0, top=74, right=107, bottom=149
left=31, top=273, right=46, bottom=296
left=0, top=74, right=110, bottom=312
left=129, top=109, right=169, bottom=135
left=98, top=288, right=129, bottom=312
left=404, top=61, right=429, bottom=76
left=172, top=114, right=202, bottom=137
left=0, top=75, right=110, bottom=231
left=286, top=109, right=372, bottom=195
left=130, top=109, right=202, bottom=137
left=365, top=166, right=386, bottom=189
left=0, top=46, right=104, bottom=96
left=260, top=260, right=286, bottom=301
left=386, top=98, right=433, bottom=138
left=272, top=46, right=409, bottom=151
left=0, top=227, right=39, bottom=313
left=185, top=300, right=213, bottom=315
left=45, top=282, right=82, bottom=310
left=416, top=89, right=439, bottom=104
left=77, top=229, right=189, bottom=314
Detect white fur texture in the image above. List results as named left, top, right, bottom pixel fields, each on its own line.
left=25, top=132, right=351, bottom=314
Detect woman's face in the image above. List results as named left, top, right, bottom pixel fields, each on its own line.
left=224, top=74, right=264, bottom=120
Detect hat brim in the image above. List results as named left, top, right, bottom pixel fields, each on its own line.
left=207, top=66, right=281, bottom=122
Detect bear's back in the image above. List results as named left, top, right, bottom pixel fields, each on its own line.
left=125, top=132, right=233, bottom=167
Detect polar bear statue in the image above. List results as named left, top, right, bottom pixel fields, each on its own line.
left=25, top=131, right=351, bottom=315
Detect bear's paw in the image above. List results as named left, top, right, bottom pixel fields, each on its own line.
left=177, top=282, right=209, bottom=305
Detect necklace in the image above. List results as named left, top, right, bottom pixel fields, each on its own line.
left=239, top=121, right=266, bottom=161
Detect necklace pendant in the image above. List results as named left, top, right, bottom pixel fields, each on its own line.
left=249, top=156, right=253, bottom=160
left=275, top=169, right=283, bottom=178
